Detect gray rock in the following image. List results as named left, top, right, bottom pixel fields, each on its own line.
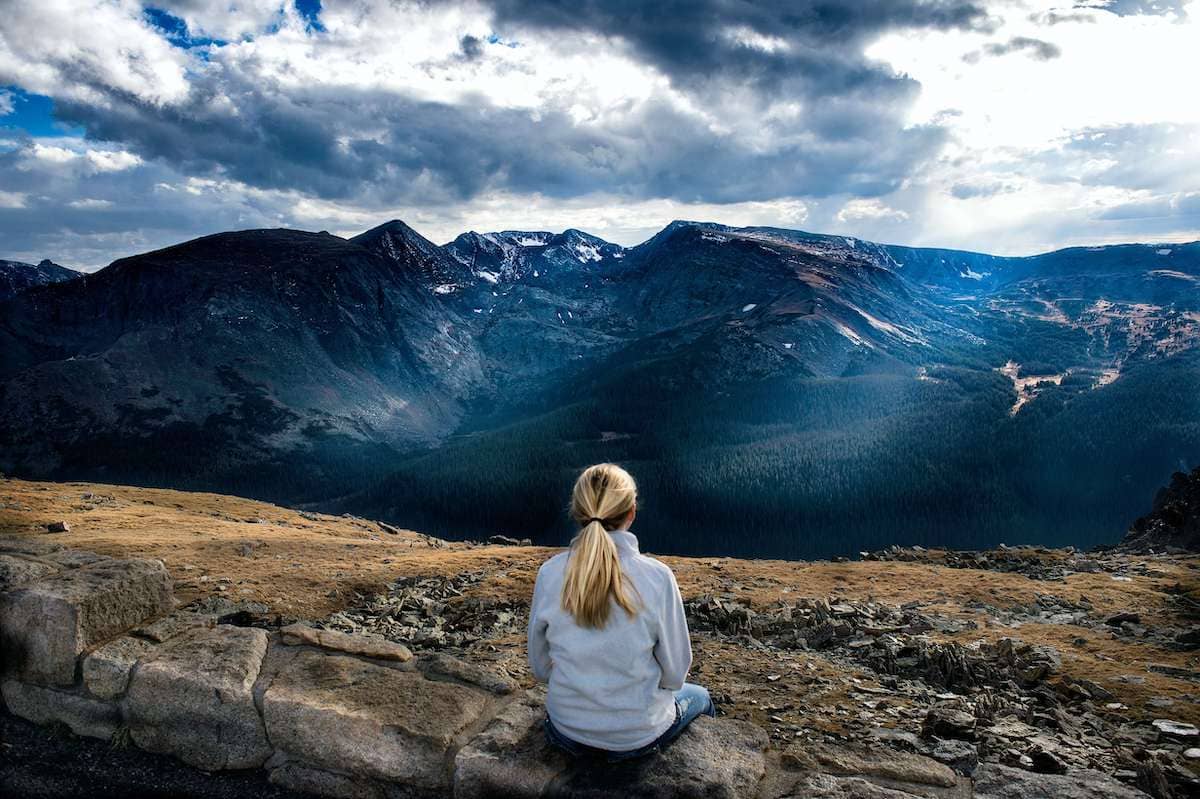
left=928, top=739, right=979, bottom=775
left=268, top=761, right=411, bottom=799
left=82, top=635, right=154, bottom=700
left=922, top=707, right=976, bottom=741
left=2, top=679, right=121, bottom=740
left=125, top=625, right=271, bottom=771
left=453, top=689, right=769, bottom=799
left=41, top=549, right=110, bottom=569
left=45, top=521, right=70, bottom=533
left=800, top=744, right=960, bottom=789
left=281, top=623, right=412, bottom=662
left=132, top=610, right=212, bottom=643
left=0, top=553, right=58, bottom=592
left=262, top=647, right=492, bottom=795
left=0, top=557, right=173, bottom=686
left=781, top=773, right=940, bottom=798
left=973, top=764, right=1149, bottom=798
left=1151, top=719, right=1199, bottom=739
left=417, top=652, right=517, bottom=694
left=0, top=537, right=65, bottom=557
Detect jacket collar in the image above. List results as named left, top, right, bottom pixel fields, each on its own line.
left=609, top=530, right=640, bottom=555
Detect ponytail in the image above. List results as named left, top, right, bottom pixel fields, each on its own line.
left=562, top=464, right=639, bottom=628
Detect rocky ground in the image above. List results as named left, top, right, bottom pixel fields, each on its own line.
left=3, top=477, right=1200, bottom=797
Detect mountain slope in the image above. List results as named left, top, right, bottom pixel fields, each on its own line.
left=0, top=229, right=483, bottom=499
left=0, top=259, right=78, bottom=301
left=0, top=220, right=1197, bottom=556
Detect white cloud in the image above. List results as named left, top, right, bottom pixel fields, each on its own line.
left=0, top=88, right=13, bottom=116
left=836, top=199, right=909, bottom=223
left=67, top=198, right=113, bottom=209
left=154, top=0, right=288, bottom=40
left=86, top=149, right=142, bottom=172
left=0, top=0, right=190, bottom=106
left=0, top=189, right=27, bottom=208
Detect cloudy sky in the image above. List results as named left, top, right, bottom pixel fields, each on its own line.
left=1, top=0, right=1197, bottom=270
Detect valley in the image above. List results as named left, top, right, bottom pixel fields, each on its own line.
left=1, top=222, right=1198, bottom=558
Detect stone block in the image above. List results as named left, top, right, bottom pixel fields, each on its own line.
left=132, top=610, right=212, bottom=643
left=261, top=647, right=492, bottom=795
left=453, top=690, right=769, bottom=799
left=0, top=553, right=58, bottom=592
left=417, top=652, right=517, bottom=695
left=2, top=679, right=121, bottom=740
left=124, top=625, right=271, bottom=771
left=0, top=537, right=65, bottom=557
left=280, top=623, right=413, bottom=662
left=82, top=635, right=154, bottom=700
left=0, top=557, right=173, bottom=686
left=973, top=764, right=1149, bottom=798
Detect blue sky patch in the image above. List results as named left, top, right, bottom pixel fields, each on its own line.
left=296, top=0, right=325, bottom=32
left=0, top=87, right=84, bottom=138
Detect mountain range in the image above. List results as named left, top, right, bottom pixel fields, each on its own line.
left=1, top=221, right=1197, bottom=558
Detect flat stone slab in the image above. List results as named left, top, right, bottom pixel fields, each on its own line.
left=417, top=652, right=518, bottom=695
left=453, top=690, right=769, bottom=799
left=125, top=625, right=271, bottom=771
left=82, top=634, right=154, bottom=700
left=973, top=764, right=1150, bottom=798
left=0, top=557, right=173, bottom=686
left=132, top=610, right=212, bottom=643
left=2, top=679, right=121, bottom=740
left=0, top=553, right=59, bottom=592
left=0, top=537, right=66, bottom=557
left=280, top=623, right=413, bottom=662
left=261, top=647, right=493, bottom=795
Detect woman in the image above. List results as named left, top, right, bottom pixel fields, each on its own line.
left=527, top=463, right=715, bottom=761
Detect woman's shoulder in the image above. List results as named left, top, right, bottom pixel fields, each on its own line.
left=536, top=550, right=570, bottom=577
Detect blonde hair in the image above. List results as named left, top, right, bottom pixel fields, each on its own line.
left=562, top=463, right=639, bottom=628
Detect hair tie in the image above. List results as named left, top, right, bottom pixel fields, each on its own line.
left=587, top=517, right=604, bottom=524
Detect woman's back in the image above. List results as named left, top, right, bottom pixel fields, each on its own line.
left=528, top=529, right=691, bottom=751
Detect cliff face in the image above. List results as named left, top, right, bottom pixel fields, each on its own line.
left=1121, top=467, right=1200, bottom=553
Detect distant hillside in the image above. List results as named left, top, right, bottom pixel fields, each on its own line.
left=0, top=258, right=78, bottom=300
left=0, top=221, right=1198, bottom=557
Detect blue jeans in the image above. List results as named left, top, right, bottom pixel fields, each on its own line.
left=544, top=683, right=716, bottom=762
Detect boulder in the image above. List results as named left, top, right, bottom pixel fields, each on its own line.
left=0, top=537, right=65, bottom=556
left=280, top=623, right=413, bottom=662
left=782, top=773, right=950, bottom=798
left=417, top=652, right=518, bottom=695
left=2, top=679, right=121, bottom=740
left=132, top=610, right=212, bottom=643
left=261, top=647, right=494, bottom=796
left=973, top=764, right=1149, bottom=798
left=82, top=635, right=154, bottom=700
left=0, top=557, right=173, bottom=686
left=453, top=689, right=769, bottom=799
left=124, top=625, right=271, bottom=771
left=799, top=744, right=959, bottom=788
left=0, top=553, right=58, bottom=592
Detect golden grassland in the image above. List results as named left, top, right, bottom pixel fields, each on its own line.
left=2, top=477, right=1198, bottom=733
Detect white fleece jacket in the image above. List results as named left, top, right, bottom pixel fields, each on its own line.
left=527, top=530, right=693, bottom=751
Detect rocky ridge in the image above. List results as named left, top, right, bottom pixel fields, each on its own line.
left=4, top=534, right=1183, bottom=798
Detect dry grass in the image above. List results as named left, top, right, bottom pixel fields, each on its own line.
left=3, top=477, right=1198, bottom=727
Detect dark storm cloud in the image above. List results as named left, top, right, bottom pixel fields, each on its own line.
left=962, top=36, right=1062, bottom=62
left=5, top=0, right=1000, bottom=220
left=53, top=79, right=947, bottom=207
left=483, top=0, right=993, bottom=98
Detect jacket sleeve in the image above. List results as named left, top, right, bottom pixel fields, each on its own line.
left=653, top=569, right=692, bottom=690
left=527, top=566, right=553, bottom=682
